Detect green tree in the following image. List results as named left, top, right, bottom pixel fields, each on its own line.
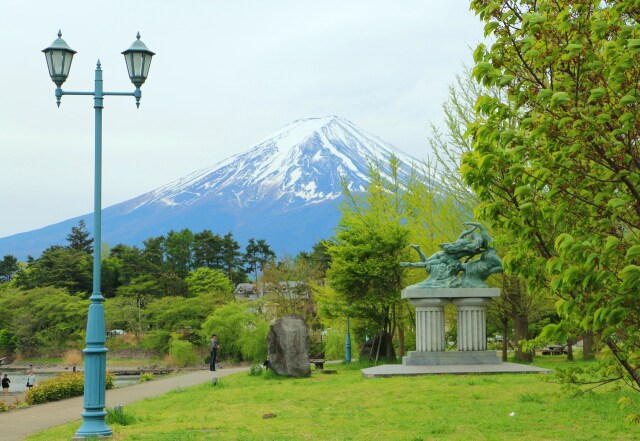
left=465, top=0, right=640, bottom=386
left=427, top=67, right=558, bottom=361
left=326, top=159, right=410, bottom=353
left=66, top=220, right=94, bottom=254
left=0, top=254, right=19, bottom=283
left=142, top=236, right=165, bottom=274
left=201, top=302, right=267, bottom=362
left=14, top=246, right=93, bottom=294
left=261, top=256, right=317, bottom=321
left=185, top=267, right=233, bottom=298
left=244, top=238, right=276, bottom=284
left=297, top=240, right=332, bottom=279
left=0, top=287, right=88, bottom=356
left=193, top=230, right=224, bottom=269
left=220, top=232, right=246, bottom=285
left=164, top=229, right=195, bottom=279
left=105, top=296, right=141, bottom=336
left=107, top=244, right=147, bottom=285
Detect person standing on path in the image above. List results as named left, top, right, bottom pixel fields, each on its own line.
left=209, top=333, right=220, bottom=372
left=26, top=371, right=36, bottom=389
left=2, top=374, right=10, bottom=392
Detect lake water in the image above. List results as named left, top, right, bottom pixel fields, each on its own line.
left=2, top=372, right=141, bottom=393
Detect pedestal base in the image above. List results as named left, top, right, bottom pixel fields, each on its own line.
left=403, top=350, right=500, bottom=366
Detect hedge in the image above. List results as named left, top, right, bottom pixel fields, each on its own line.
left=25, top=372, right=115, bottom=405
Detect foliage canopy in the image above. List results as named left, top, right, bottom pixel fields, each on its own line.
left=465, top=0, right=640, bottom=387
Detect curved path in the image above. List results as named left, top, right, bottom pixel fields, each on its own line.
left=0, top=367, right=247, bottom=441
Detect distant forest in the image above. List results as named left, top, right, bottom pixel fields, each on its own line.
left=0, top=220, right=331, bottom=363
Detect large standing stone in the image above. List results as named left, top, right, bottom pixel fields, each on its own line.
left=267, top=315, right=311, bottom=377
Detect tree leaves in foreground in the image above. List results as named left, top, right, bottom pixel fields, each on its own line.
left=465, top=0, right=640, bottom=388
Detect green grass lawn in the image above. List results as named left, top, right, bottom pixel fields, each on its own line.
left=26, top=359, right=640, bottom=441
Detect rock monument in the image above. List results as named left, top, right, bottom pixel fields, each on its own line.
left=267, top=315, right=311, bottom=377
left=400, top=222, right=503, bottom=365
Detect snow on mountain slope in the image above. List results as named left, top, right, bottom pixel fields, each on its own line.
left=128, top=115, right=420, bottom=212
left=0, top=115, right=424, bottom=260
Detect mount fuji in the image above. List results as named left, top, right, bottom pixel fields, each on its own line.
left=0, top=116, right=421, bottom=260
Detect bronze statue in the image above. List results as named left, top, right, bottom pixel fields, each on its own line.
left=400, top=222, right=502, bottom=288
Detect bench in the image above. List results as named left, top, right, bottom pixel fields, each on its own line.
left=541, top=345, right=566, bottom=355
left=309, top=359, right=325, bottom=370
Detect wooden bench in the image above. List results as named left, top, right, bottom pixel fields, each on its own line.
left=309, top=359, right=325, bottom=370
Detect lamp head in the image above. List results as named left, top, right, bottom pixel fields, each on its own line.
left=122, top=32, right=155, bottom=88
left=42, top=30, right=77, bottom=87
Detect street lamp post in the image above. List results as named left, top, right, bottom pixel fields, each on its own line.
left=42, top=31, right=154, bottom=439
left=345, top=317, right=352, bottom=363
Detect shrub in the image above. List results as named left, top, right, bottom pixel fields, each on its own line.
left=139, top=372, right=155, bottom=382
left=141, top=330, right=172, bottom=353
left=249, top=364, right=263, bottom=376
left=0, top=399, right=19, bottom=412
left=168, top=336, right=200, bottom=367
left=25, top=372, right=115, bottom=405
left=238, top=321, right=270, bottom=362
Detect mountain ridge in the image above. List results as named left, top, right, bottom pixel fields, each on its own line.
left=0, top=116, right=421, bottom=260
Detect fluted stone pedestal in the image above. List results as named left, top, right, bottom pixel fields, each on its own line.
left=402, top=287, right=501, bottom=366
left=414, top=298, right=448, bottom=352
left=454, top=297, right=491, bottom=351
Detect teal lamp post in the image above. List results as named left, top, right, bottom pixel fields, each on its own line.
left=345, top=317, right=352, bottom=363
left=43, top=31, right=154, bottom=439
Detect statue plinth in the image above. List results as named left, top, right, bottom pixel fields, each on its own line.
left=402, top=286, right=500, bottom=366
left=402, top=287, right=500, bottom=299
left=403, top=350, right=501, bottom=365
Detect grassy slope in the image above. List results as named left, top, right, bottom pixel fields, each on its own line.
left=26, top=359, right=640, bottom=441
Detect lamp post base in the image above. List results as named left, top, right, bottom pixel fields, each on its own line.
left=74, top=411, right=112, bottom=439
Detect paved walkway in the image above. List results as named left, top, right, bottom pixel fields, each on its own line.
left=0, top=367, right=247, bottom=441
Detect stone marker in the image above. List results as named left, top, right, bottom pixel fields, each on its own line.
left=267, top=315, right=311, bottom=377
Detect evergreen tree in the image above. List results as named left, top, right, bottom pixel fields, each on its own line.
left=193, top=230, right=225, bottom=269
left=66, top=220, right=93, bottom=254
left=0, top=254, right=19, bottom=282
left=221, top=232, right=246, bottom=285
left=244, top=238, right=275, bottom=284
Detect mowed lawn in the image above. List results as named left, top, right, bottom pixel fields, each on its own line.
left=26, top=360, right=640, bottom=441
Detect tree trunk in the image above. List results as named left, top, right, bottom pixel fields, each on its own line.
left=506, top=275, right=532, bottom=362
left=514, top=313, right=532, bottom=362
left=566, top=340, right=574, bottom=362
left=501, top=319, right=509, bottom=362
left=398, top=327, right=405, bottom=357
left=582, top=332, right=594, bottom=360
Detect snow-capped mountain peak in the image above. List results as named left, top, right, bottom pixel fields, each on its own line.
left=129, top=115, right=419, bottom=212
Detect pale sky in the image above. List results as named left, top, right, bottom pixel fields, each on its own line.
left=0, top=0, right=485, bottom=238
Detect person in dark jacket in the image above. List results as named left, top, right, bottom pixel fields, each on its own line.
left=2, top=374, right=10, bottom=392
left=209, top=334, right=221, bottom=372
